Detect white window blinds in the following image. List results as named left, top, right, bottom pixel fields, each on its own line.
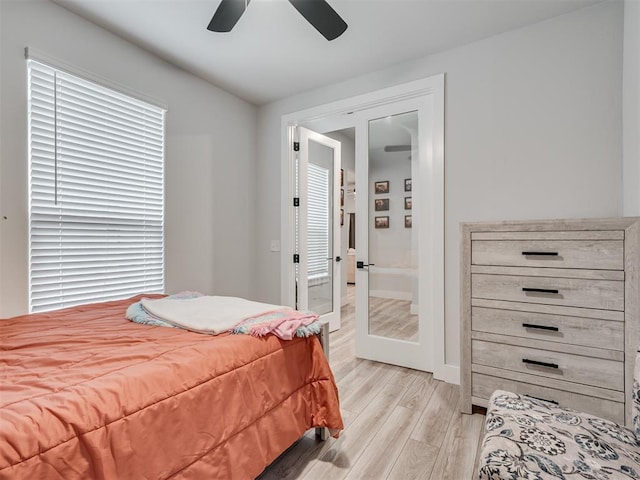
left=307, top=163, right=330, bottom=278
left=27, top=59, right=165, bottom=312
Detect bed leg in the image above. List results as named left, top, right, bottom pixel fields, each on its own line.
left=315, top=427, right=328, bottom=441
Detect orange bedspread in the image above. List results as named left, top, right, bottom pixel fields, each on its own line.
left=0, top=295, right=343, bottom=479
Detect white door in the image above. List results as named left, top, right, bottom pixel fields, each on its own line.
left=296, top=127, right=342, bottom=332
left=354, top=97, right=441, bottom=372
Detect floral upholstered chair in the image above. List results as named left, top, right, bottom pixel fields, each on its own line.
left=477, top=353, right=640, bottom=479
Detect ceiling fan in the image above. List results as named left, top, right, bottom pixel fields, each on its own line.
left=384, top=145, right=411, bottom=153
left=384, top=144, right=412, bottom=160
left=207, top=0, right=348, bottom=41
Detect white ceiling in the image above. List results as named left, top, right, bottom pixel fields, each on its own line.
left=53, top=0, right=601, bottom=105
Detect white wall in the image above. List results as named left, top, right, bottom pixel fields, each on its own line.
left=368, top=161, right=412, bottom=269
left=368, top=160, right=413, bottom=300
left=0, top=1, right=3, bottom=301
left=255, top=2, right=624, bottom=369
left=624, top=0, right=640, bottom=216
left=0, top=0, right=257, bottom=316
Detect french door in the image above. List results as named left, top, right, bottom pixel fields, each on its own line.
left=354, top=97, right=440, bottom=372
left=283, top=75, right=445, bottom=377
left=295, top=127, right=342, bottom=331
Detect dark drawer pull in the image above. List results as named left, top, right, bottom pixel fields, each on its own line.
left=522, top=287, right=559, bottom=294
left=522, top=251, right=558, bottom=256
left=523, top=358, right=559, bottom=369
left=525, top=395, right=559, bottom=405
left=522, top=323, right=559, bottom=332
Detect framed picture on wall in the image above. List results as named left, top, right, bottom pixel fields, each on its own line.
left=404, top=197, right=412, bottom=210
left=405, top=215, right=412, bottom=228
left=374, top=198, right=389, bottom=211
left=404, top=178, right=412, bottom=192
left=340, top=209, right=344, bottom=226
left=341, top=189, right=344, bottom=206
left=375, top=181, right=389, bottom=194
left=375, top=216, right=389, bottom=229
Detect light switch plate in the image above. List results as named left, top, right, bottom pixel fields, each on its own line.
left=270, top=240, right=280, bottom=252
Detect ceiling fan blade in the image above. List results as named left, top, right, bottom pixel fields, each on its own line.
left=288, top=0, right=347, bottom=41
left=207, top=0, right=250, bottom=32
left=384, top=145, right=411, bottom=152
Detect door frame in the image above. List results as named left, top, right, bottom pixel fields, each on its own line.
left=280, top=74, right=450, bottom=381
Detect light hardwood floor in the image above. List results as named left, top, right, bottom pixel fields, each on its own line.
left=368, top=295, right=417, bottom=341
left=258, top=287, right=485, bottom=480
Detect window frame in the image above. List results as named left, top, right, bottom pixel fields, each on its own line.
left=27, top=57, right=167, bottom=312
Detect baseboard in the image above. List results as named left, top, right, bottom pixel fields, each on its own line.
left=369, top=290, right=412, bottom=301
left=434, top=364, right=460, bottom=385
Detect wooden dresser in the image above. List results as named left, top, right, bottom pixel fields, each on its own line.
left=460, top=218, right=640, bottom=425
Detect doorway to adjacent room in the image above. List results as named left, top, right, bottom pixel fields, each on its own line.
left=281, top=75, right=445, bottom=376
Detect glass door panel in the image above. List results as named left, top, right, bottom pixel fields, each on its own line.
left=307, top=140, right=335, bottom=316
left=368, top=111, right=419, bottom=341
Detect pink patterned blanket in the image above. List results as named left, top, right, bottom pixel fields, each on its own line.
left=231, top=309, right=320, bottom=340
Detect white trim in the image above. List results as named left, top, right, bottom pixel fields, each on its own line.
left=283, top=77, right=443, bottom=128
left=25, top=47, right=168, bottom=111
left=431, top=74, right=446, bottom=383
left=280, top=74, right=445, bottom=375
left=435, top=364, right=460, bottom=385
left=281, top=124, right=297, bottom=308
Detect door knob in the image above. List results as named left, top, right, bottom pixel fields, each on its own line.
left=336, top=256, right=342, bottom=262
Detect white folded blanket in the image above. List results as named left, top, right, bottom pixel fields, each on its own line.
left=140, top=296, right=284, bottom=334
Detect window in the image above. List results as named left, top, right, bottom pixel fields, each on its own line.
left=307, top=162, right=330, bottom=280
left=27, top=59, right=165, bottom=312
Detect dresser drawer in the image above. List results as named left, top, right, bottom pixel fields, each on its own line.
left=472, top=372, right=624, bottom=424
left=472, top=239, right=623, bottom=270
left=472, top=306, right=624, bottom=351
left=472, top=273, right=624, bottom=311
left=472, top=340, right=624, bottom=391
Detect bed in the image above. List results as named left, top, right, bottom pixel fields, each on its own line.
left=0, top=294, right=343, bottom=479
